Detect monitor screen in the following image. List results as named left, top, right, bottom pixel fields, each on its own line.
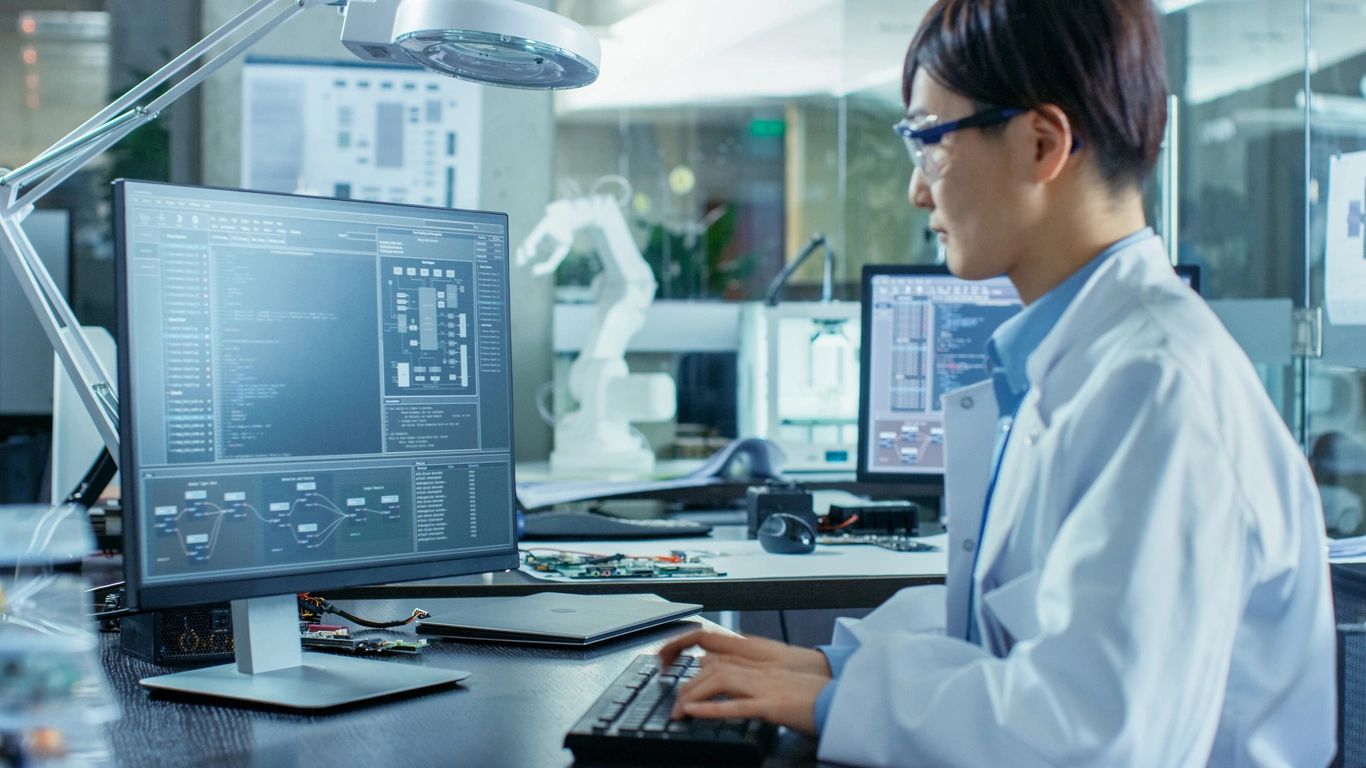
left=857, top=266, right=1022, bottom=484
left=115, top=181, right=519, bottom=609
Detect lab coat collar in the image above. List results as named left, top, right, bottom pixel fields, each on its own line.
left=942, top=379, right=998, bottom=641
left=1024, top=232, right=1168, bottom=409
left=987, top=228, right=1151, bottom=418
left=971, top=232, right=1170, bottom=637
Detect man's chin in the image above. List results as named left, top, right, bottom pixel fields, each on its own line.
left=945, top=253, right=984, bottom=281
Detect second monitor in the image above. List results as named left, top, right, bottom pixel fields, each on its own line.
left=858, top=266, right=1021, bottom=487
left=857, top=262, right=1201, bottom=489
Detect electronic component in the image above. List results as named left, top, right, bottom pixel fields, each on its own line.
left=816, top=533, right=939, bottom=553
left=822, top=500, right=920, bottom=536
left=521, top=510, right=712, bottom=540
left=522, top=550, right=724, bottom=579
left=299, top=626, right=428, bottom=656
left=119, top=603, right=235, bottom=667
left=745, top=480, right=816, bottom=538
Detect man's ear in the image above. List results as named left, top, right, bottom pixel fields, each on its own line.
left=1025, top=104, right=1075, bottom=183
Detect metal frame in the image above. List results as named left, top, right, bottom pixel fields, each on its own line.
left=0, top=0, right=325, bottom=463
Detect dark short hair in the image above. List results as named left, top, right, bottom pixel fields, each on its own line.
left=903, top=0, right=1168, bottom=191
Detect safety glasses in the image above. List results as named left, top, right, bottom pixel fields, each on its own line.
left=894, top=107, right=1035, bottom=181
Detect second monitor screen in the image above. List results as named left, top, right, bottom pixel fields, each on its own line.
left=863, top=271, right=1021, bottom=476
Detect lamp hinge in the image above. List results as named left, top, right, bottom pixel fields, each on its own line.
left=1293, top=306, right=1322, bottom=359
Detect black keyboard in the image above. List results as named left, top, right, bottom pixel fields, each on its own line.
left=565, top=654, right=776, bottom=764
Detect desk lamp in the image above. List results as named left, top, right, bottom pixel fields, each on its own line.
left=0, top=0, right=601, bottom=472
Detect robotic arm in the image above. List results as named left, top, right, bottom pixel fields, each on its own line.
left=517, top=191, right=676, bottom=477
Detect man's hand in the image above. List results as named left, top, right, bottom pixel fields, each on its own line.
left=656, top=629, right=833, bottom=736
left=657, top=628, right=831, bottom=677
left=669, top=658, right=828, bottom=735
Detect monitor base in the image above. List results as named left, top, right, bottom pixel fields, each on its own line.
left=140, top=652, right=469, bottom=710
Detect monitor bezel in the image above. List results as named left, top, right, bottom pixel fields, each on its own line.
left=114, top=179, right=520, bottom=611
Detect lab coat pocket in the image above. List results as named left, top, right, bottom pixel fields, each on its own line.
left=980, top=569, right=1042, bottom=651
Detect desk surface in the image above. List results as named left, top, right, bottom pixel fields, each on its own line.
left=332, top=532, right=948, bottom=611
left=100, top=599, right=821, bottom=767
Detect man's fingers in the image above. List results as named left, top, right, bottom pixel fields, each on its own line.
left=691, top=632, right=769, bottom=658
left=697, top=653, right=764, bottom=671
left=657, top=628, right=707, bottom=666
left=659, top=629, right=757, bottom=666
left=682, top=698, right=762, bottom=721
left=670, top=664, right=735, bottom=717
left=670, top=661, right=767, bottom=718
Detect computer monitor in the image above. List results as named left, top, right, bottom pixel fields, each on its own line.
left=114, top=180, right=518, bottom=708
left=857, top=265, right=1022, bottom=488
left=857, top=260, right=1203, bottom=488
left=1175, top=263, right=1200, bottom=293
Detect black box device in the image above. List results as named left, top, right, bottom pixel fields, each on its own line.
left=746, top=481, right=816, bottom=538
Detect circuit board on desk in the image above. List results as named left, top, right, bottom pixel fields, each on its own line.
left=816, top=534, right=940, bottom=552
left=521, top=550, right=725, bottom=579
left=300, top=625, right=429, bottom=655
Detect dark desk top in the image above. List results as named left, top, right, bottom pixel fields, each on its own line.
left=100, top=598, right=822, bottom=767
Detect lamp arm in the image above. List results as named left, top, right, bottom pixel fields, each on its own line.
left=763, top=233, right=829, bottom=306
left=9, top=0, right=310, bottom=215
left=0, top=213, right=120, bottom=458
left=1, top=110, right=145, bottom=191
left=0, top=0, right=323, bottom=465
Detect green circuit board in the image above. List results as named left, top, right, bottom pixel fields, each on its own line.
left=521, top=549, right=725, bottom=579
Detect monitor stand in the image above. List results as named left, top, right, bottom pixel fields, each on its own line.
left=139, top=594, right=469, bottom=710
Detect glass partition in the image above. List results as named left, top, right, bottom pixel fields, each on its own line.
left=1306, top=0, right=1366, bottom=536
left=546, top=0, right=1356, bottom=514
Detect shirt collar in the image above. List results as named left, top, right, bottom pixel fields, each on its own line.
left=986, top=227, right=1155, bottom=415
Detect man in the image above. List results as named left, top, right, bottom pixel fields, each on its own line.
left=660, top=0, right=1337, bottom=764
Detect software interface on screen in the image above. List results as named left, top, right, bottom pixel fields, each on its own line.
left=119, top=182, right=516, bottom=592
left=863, top=272, right=1022, bottom=476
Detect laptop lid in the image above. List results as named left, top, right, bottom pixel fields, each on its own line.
left=416, top=592, right=702, bottom=647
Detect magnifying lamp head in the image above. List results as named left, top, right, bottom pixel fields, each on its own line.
left=341, top=0, right=600, bottom=90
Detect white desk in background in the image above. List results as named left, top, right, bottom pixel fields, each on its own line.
left=332, top=532, right=949, bottom=612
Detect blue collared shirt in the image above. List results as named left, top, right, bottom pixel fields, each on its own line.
left=812, top=227, right=1155, bottom=733
left=985, top=227, right=1155, bottom=420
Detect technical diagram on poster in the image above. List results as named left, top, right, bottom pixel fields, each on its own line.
left=241, top=58, right=481, bottom=209
left=1327, top=150, right=1366, bottom=325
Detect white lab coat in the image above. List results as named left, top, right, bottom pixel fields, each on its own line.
left=818, top=236, right=1336, bottom=767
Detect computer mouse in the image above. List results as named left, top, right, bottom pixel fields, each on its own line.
left=757, top=513, right=816, bottom=555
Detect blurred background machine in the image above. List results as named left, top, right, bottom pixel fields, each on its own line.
left=738, top=234, right=859, bottom=472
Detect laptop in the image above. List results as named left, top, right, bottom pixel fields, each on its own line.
left=416, top=592, right=702, bottom=647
